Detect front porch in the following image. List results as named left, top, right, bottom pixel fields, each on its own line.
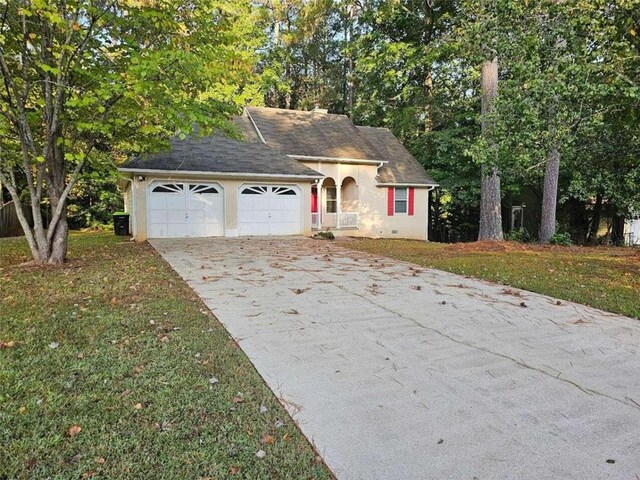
left=311, top=176, right=359, bottom=230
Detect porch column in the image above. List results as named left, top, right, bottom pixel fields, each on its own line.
left=336, top=177, right=342, bottom=229
left=317, top=178, right=324, bottom=229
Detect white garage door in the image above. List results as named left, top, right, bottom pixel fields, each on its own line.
left=238, top=185, right=301, bottom=236
left=147, top=182, right=224, bottom=238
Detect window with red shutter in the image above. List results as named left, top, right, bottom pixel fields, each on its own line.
left=387, top=188, right=394, bottom=216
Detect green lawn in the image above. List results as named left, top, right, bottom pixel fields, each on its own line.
left=347, top=239, right=640, bottom=319
left=0, top=233, right=332, bottom=479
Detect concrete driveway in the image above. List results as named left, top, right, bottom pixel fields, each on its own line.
left=150, top=237, right=640, bottom=480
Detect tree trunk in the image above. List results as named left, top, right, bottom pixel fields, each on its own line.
left=478, top=57, right=503, bottom=241
left=539, top=142, right=560, bottom=244
left=611, top=213, right=625, bottom=246
left=586, top=191, right=603, bottom=244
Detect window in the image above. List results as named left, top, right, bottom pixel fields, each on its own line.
left=273, top=186, right=297, bottom=196
left=152, top=183, right=183, bottom=193
left=325, top=187, right=337, bottom=213
left=190, top=184, right=219, bottom=194
left=241, top=186, right=268, bottom=195
left=394, top=188, right=407, bottom=214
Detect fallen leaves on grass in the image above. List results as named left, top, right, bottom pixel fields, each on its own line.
left=67, top=425, right=82, bottom=437
left=0, top=340, right=16, bottom=349
left=260, top=434, right=276, bottom=445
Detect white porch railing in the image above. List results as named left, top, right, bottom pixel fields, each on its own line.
left=337, top=212, right=358, bottom=228
left=311, top=212, right=320, bottom=229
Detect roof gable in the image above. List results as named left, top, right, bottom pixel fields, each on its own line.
left=246, top=107, right=381, bottom=160
left=356, top=126, right=437, bottom=185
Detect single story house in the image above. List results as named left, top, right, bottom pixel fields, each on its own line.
left=118, top=106, right=438, bottom=241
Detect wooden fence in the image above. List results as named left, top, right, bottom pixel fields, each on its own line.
left=0, top=201, right=33, bottom=238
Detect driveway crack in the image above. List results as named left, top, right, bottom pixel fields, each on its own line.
left=331, top=282, right=640, bottom=413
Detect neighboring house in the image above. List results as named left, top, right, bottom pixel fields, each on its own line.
left=625, top=212, right=640, bottom=246
left=118, top=106, right=437, bottom=241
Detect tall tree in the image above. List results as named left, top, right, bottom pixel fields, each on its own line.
left=478, top=56, right=503, bottom=240
left=0, top=0, right=260, bottom=264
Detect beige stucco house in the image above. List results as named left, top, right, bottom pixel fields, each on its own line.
left=118, top=107, right=438, bottom=241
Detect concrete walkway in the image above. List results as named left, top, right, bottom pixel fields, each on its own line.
left=150, top=237, right=640, bottom=480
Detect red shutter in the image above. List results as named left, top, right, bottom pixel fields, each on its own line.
left=387, top=188, right=394, bottom=216
left=408, top=187, right=415, bottom=216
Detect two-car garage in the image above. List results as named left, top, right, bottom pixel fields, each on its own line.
left=146, top=181, right=302, bottom=239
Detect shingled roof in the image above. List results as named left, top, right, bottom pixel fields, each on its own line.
left=246, top=107, right=382, bottom=160
left=356, top=126, right=437, bottom=185
left=246, top=107, right=436, bottom=185
left=120, top=107, right=437, bottom=186
left=119, top=135, right=322, bottom=178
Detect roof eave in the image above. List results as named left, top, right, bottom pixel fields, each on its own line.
left=289, top=154, right=388, bottom=165
left=117, top=167, right=323, bottom=181
left=376, top=183, right=439, bottom=188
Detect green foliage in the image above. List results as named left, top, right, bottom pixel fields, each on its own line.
left=549, top=231, right=573, bottom=247
left=505, top=228, right=532, bottom=244
left=0, top=0, right=264, bottom=261
left=313, top=230, right=335, bottom=240
left=67, top=157, right=123, bottom=229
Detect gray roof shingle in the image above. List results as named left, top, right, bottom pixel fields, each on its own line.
left=120, top=107, right=436, bottom=186
left=356, top=126, right=437, bottom=185
left=246, top=107, right=436, bottom=185
left=246, top=107, right=382, bottom=160
left=119, top=135, right=322, bottom=178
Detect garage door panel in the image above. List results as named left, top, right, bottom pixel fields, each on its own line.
left=285, top=210, right=299, bottom=222
left=168, top=224, right=187, bottom=237
left=166, top=195, right=186, bottom=210
left=148, top=209, right=167, bottom=224
left=147, top=182, right=223, bottom=238
left=204, top=209, right=223, bottom=223
left=238, top=185, right=301, bottom=236
left=167, top=209, right=187, bottom=224
left=187, top=210, right=205, bottom=224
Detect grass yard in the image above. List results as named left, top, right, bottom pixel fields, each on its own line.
left=346, top=239, right=640, bottom=319
left=0, top=232, right=332, bottom=479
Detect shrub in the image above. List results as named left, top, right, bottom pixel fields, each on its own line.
left=505, top=228, right=531, bottom=243
left=313, top=231, right=335, bottom=240
left=550, top=232, right=573, bottom=246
